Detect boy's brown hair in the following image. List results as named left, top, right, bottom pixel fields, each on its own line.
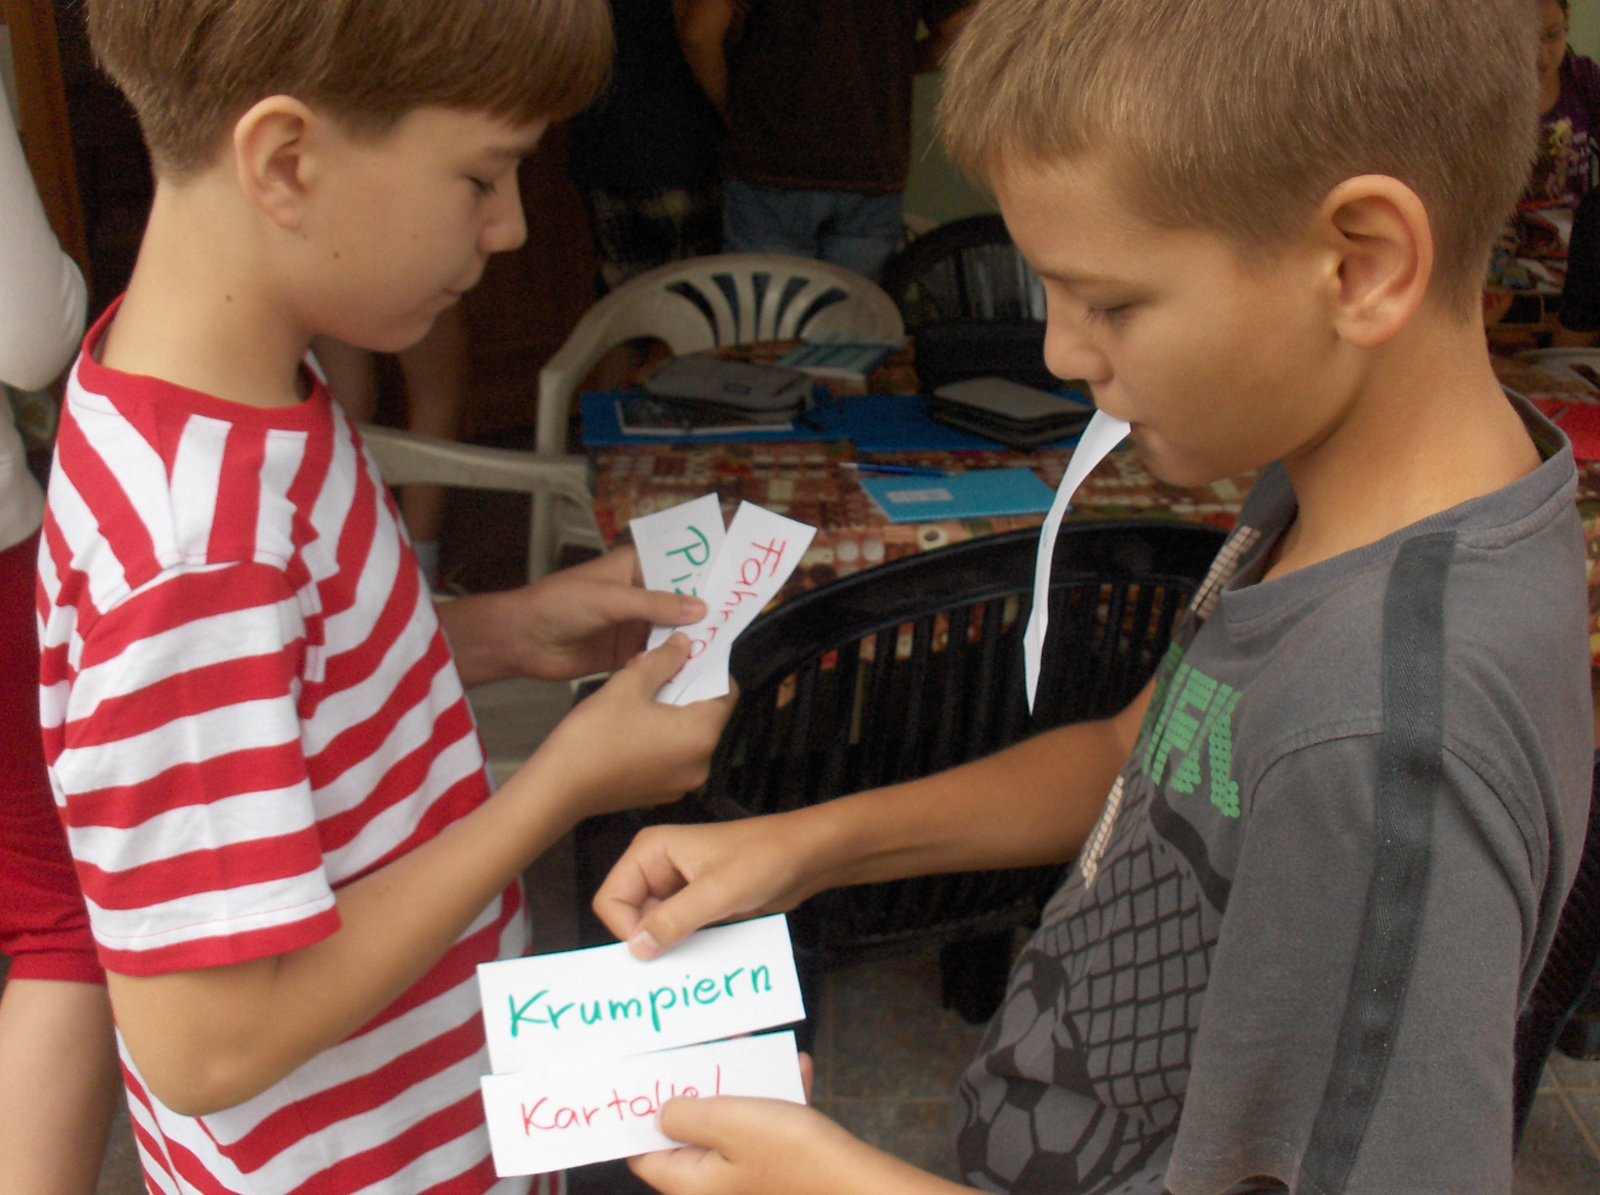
left=88, top=0, right=613, bottom=178
left=939, top=0, right=1540, bottom=310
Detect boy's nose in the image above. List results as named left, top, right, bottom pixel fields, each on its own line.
left=1043, top=318, right=1110, bottom=388
left=482, top=185, right=528, bottom=255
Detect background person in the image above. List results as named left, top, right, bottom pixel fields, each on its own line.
left=677, top=0, right=973, bottom=281
left=0, top=84, right=120, bottom=1195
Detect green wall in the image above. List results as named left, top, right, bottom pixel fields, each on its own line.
left=1574, top=1, right=1599, bottom=60
left=904, top=73, right=995, bottom=225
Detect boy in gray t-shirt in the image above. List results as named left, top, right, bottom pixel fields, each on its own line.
left=592, top=2, right=1594, bottom=1192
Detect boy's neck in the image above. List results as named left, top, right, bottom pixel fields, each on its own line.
left=1265, top=313, right=1540, bottom=579
left=101, top=177, right=315, bottom=409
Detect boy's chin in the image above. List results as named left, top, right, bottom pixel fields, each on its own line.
left=1130, top=439, right=1240, bottom=491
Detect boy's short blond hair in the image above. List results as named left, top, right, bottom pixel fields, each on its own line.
left=89, top=0, right=613, bottom=178
left=939, top=0, right=1540, bottom=309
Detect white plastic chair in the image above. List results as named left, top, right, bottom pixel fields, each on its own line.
left=533, top=253, right=906, bottom=575
left=356, top=422, right=596, bottom=782
left=1513, top=347, right=1600, bottom=394
left=357, top=422, right=593, bottom=585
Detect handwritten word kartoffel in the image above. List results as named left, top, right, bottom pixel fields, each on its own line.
left=481, top=1032, right=805, bottom=1175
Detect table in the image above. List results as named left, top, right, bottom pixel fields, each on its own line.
left=594, top=437, right=1248, bottom=597
left=587, top=347, right=1600, bottom=662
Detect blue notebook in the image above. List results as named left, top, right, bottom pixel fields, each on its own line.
left=580, top=391, right=850, bottom=446
left=857, top=467, right=1057, bottom=523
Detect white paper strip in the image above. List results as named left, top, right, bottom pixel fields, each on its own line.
left=629, top=495, right=728, bottom=651
left=477, top=914, right=805, bottom=1075
left=482, top=1031, right=806, bottom=1175
left=655, top=502, right=815, bottom=705
left=1022, top=411, right=1131, bottom=711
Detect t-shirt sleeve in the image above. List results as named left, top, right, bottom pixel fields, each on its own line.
left=52, top=562, right=339, bottom=977
left=1164, top=738, right=1532, bottom=1195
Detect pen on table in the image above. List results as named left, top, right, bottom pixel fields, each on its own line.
left=840, top=461, right=949, bottom=478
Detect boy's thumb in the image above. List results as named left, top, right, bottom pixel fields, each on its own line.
left=632, top=632, right=694, bottom=687
left=629, top=887, right=727, bottom=961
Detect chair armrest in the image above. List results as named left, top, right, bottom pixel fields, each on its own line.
left=357, top=422, right=591, bottom=509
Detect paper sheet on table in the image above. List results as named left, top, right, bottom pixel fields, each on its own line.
left=630, top=495, right=727, bottom=650
left=482, top=1031, right=806, bottom=1176
left=1022, top=410, right=1132, bottom=711
left=477, top=915, right=805, bottom=1075
left=654, top=502, right=815, bottom=705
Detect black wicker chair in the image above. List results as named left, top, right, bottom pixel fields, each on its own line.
left=574, top=520, right=1226, bottom=1036
left=878, top=212, right=1055, bottom=395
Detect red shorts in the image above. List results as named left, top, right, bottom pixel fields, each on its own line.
left=0, top=531, right=104, bottom=985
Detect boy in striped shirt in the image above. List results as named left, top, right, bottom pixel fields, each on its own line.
left=36, top=2, right=734, bottom=1191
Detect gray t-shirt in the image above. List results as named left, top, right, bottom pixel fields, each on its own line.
left=957, top=399, right=1593, bottom=1194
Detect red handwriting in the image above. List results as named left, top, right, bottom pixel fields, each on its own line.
left=686, top=537, right=791, bottom=659
left=520, top=1067, right=724, bottom=1134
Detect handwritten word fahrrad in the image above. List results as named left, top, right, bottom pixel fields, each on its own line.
left=683, top=536, right=790, bottom=659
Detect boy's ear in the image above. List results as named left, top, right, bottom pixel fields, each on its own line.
left=1314, top=175, right=1434, bottom=348
left=233, top=96, right=321, bottom=231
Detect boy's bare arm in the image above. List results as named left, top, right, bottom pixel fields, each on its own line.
left=438, top=546, right=704, bottom=689
left=675, top=0, right=741, bottom=121
left=595, top=675, right=1155, bottom=959
left=106, top=639, right=733, bottom=1117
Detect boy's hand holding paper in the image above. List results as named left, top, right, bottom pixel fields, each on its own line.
left=631, top=497, right=816, bottom=704
left=477, top=915, right=807, bottom=1175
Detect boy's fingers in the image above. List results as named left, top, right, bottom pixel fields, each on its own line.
left=628, top=1144, right=714, bottom=1194
left=657, top=1094, right=733, bottom=1150
left=595, top=583, right=705, bottom=630
left=628, top=634, right=694, bottom=685
left=592, top=851, right=687, bottom=951
left=632, top=878, right=745, bottom=960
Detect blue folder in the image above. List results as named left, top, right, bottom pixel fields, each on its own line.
left=838, top=394, right=1090, bottom=454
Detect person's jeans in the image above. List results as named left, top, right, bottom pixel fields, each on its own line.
left=722, top=179, right=904, bottom=281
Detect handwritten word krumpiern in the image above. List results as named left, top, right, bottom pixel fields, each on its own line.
left=477, top=915, right=805, bottom=1075
left=508, top=964, right=773, bottom=1037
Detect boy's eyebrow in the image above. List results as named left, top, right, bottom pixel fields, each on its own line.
left=494, top=134, right=548, bottom=160
left=1036, top=267, right=1130, bottom=288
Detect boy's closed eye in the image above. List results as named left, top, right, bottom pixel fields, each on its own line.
left=1085, top=303, right=1134, bottom=325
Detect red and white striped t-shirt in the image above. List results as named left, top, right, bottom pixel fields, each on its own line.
left=37, top=305, right=558, bottom=1194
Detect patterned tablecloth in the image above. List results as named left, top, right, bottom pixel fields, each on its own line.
left=589, top=348, right=1600, bottom=660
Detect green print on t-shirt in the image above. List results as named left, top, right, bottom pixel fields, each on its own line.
left=1142, top=652, right=1242, bottom=818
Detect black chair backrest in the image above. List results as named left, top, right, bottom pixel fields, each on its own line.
left=703, top=520, right=1226, bottom=962
left=881, top=214, right=1056, bottom=393
left=881, top=213, right=1044, bottom=327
